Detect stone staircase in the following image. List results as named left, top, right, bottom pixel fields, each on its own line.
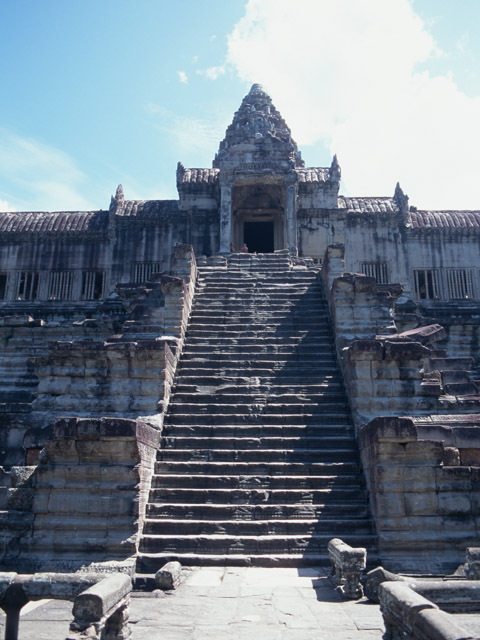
left=136, top=252, right=376, bottom=573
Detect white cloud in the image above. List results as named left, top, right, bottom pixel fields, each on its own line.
left=197, top=65, right=226, bottom=80
left=0, top=199, right=15, bottom=212
left=225, top=0, right=480, bottom=209
left=0, top=131, right=95, bottom=211
left=178, top=71, right=188, bottom=84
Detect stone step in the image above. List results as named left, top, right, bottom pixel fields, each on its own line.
left=139, top=533, right=376, bottom=555
left=135, top=552, right=331, bottom=573
left=186, top=322, right=328, bottom=331
left=142, top=518, right=374, bottom=536
left=194, top=295, right=325, bottom=304
left=190, top=310, right=328, bottom=319
left=146, top=500, right=369, bottom=519
left=161, top=425, right=354, bottom=438
left=185, top=336, right=333, bottom=345
left=151, top=473, right=363, bottom=489
left=157, top=448, right=358, bottom=462
left=162, top=436, right=356, bottom=450
left=171, top=392, right=346, bottom=404
left=174, top=374, right=343, bottom=396
left=164, top=413, right=351, bottom=426
left=178, top=347, right=337, bottom=365
left=166, top=403, right=348, bottom=415
left=153, top=460, right=361, bottom=475
left=177, top=360, right=339, bottom=371
left=182, top=346, right=335, bottom=356
left=147, top=486, right=366, bottom=505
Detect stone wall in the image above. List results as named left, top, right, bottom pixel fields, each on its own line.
left=360, top=415, right=480, bottom=573
left=0, top=245, right=197, bottom=572
left=1, top=416, right=159, bottom=572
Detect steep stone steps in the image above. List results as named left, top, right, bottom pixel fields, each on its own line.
left=136, top=252, right=376, bottom=578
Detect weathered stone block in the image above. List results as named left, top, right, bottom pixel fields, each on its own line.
left=438, top=493, right=472, bottom=516
left=436, top=466, right=473, bottom=492
left=403, top=466, right=435, bottom=492
left=404, top=491, right=438, bottom=516
left=376, top=493, right=406, bottom=517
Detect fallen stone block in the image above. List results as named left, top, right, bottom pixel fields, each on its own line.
left=155, top=561, right=182, bottom=590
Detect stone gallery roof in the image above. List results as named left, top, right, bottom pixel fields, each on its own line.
left=0, top=210, right=108, bottom=234
left=408, top=209, right=480, bottom=229
left=177, top=167, right=220, bottom=185
left=117, top=200, right=179, bottom=218
left=338, top=197, right=400, bottom=213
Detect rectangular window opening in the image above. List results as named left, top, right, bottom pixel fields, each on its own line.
left=413, top=269, right=440, bottom=300
left=17, top=272, right=40, bottom=300
left=81, top=271, right=104, bottom=300
left=446, top=269, right=474, bottom=300
left=133, top=262, right=163, bottom=283
left=361, top=262, right=389, bottom=284
left=48, top=271, right=74, bottom=300
left=0, top=274, right=7, bottom=300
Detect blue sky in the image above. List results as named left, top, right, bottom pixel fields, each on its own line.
left=1, top=0, right=479, bottom=212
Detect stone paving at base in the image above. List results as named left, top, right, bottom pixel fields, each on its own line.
left=0, top=567, right=384, bottom=640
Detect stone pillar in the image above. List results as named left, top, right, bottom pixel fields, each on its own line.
left=285, top=179, right=298, bottom=255
left=219, top=184, right=232, bottom=253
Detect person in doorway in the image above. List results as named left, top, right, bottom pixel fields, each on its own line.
left=230, top=242, right=237, bottom=253
left=241, top=243, right=248, bottom=253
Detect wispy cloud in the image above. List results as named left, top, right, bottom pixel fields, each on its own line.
left=197, top=65, right=226, bottom=80
left=225, top=0, right=480, bottom=209
left=177, top=71, right=188, bottom=84
left=146, top=103, right=226, bottom=158
left=0, top=131, right=96, bottom=211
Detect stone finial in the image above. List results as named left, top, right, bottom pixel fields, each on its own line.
left=249, top=83, right=264, bottom=94
left=393, top=182, right=409, bottom=214
left=109, top=184, right=125, bottom=213
left=329, top=154, right=341, bottom=182
left=176, top=162, right=186, bottom=185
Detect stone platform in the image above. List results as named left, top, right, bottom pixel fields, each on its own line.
left=0, top=567, right=385, bottom=639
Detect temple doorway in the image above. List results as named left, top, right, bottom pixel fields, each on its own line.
left=232, top=182, right=285, bottom=253
left=244, top=221, right=274, bottom=253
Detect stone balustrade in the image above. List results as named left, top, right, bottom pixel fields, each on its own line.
left=379, top=579, right=480, bottom=640
left=466, top=548, right=480, bottom=580
left=327, top=537, right=366, bottom=599
left=0, top=571, right=131, bottom=640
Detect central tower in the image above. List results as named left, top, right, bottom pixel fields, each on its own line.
left=213, top=83, right=304, bottom=254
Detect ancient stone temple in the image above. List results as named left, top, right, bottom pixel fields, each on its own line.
left=1, top=83, right=480, bottom=579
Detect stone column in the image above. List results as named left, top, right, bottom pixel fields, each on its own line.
left=219, top=184, right=232, bottom=253
left=285, top=179, right=298, bottom=255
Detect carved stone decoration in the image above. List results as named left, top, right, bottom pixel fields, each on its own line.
left=213, top=83, right=304, bottom=172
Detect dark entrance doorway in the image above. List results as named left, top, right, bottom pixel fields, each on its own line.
left=244, top=221, right=274, bottom=253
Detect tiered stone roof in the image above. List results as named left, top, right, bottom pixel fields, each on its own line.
left=116, top=200, right=179, bottom=218
left=0, top=210, right=108, bottom=235
left=338, top=197, right=400, bottom=213
left=408, top=209, right=480, bottom=229
left=176, top=167, right=219, bottom=185
left=296, top=168, right=331, bottom=183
